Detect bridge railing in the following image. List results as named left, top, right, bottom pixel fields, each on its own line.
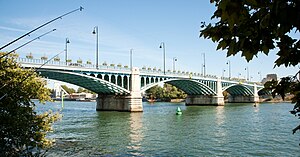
left=17, top=57, right=132, bottom=71
left=140, top=68, right=221, bottom=79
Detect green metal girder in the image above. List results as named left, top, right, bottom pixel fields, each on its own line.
left=38, top=69, right=130, bottom=94
left=224, top=84, right=253, bottom=96
left=166, top=79, right=216, bottom=95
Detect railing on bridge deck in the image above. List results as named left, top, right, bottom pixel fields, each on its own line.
left=17, top=57, right=260, bottom=85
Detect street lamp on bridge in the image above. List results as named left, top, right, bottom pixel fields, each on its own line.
left=173, top=57, right=177, bottom=72
left=258, top=71, right=262, bottom=82
left=201, top=53, right=206, bottom=77
left=65, top=38, right=70, bottom=65
left=245, top=67, right=249, bottom=81
left=222, top=69, right=226, bottom=78
left=226, top=60, right=231, bottom=79
left=92, top=26, right=99, bottom=69
left=130, top=49, right=133, bottom=70
left=159, top=42, right=166, bottom=75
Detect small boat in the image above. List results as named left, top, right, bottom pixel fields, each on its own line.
left=176, top=107, right=182, bottom=115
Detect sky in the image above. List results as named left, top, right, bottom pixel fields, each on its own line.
left=0, top=0, right=299, bottom=84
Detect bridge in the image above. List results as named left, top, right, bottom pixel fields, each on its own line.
left=18, top=57, right=267, bottom=112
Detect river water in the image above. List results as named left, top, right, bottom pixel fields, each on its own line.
left=36, top=101, right=299, bottom=156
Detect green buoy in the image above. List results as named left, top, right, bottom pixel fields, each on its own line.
left=176, top=107, right=182, bottom=115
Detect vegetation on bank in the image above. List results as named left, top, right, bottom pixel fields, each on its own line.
left=0, top=52, right=61, bottom=156
left=145, top=84, right=187, bottom=102
left=60, top=85, right=95, bottom=94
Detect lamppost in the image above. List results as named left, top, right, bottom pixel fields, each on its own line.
left=130, top=49, right=133, bottom=70
left=202, top=53, right=206, bottom=76
left=92, top=26, right=99, bottom=69
left=226, top=60, right=231, bottom=79
left=173, top=57, right=177, bottom=72
left=245, top=67, right=249, bottom=81
left=238, top=73, right=241, bottom=79
left=159, top=42, right=166, bottom=75
left=222, top=69, right=226, bottom=78
left=65, top=38, right=70, bottom=65
left=258, top=71, right=262, bottom=82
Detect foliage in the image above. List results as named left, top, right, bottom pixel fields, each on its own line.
left=0, top=53, right=61, bottom=156
left=201, top=0, right=300, bottom=66
left=200, top=0, right=300, bottom=143
left=145, top=84, right=187, bottom=101
left=61, top=85, right=76, bottom=94
left=77, top=87, right=95, bottom=94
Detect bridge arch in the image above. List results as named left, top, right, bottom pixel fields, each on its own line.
left=141, top=79, right=216, bottom=95
left=257, top=88, right=271, bottom=96
left=223, top=84, right=254, bottom=96
left=38, top=69, right=130, bottom=95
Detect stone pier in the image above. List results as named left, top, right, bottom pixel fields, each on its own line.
left=227, top=84, right=259, bottom=103
left=96, top=68, right=143, bottom=112
left=185, top=78, right=224, bottom=106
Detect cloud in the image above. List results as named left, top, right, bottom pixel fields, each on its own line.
left=0, top=25, right=28, bottom=33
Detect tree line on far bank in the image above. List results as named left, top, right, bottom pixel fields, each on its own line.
left=145, top=84, right=187, bottom=102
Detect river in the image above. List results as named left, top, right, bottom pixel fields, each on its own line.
left=36, top=101, right=299, bottom=156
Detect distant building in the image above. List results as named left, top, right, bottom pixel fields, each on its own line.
left=262, top=74, right=277, bottom=84
left=69, top=92, right=97, bottom=101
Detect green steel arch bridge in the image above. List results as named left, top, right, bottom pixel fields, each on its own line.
left=19, top=57, right=268, bottom=112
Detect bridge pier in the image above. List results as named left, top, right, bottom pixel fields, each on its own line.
left=96, top=95, right=142, bottom=112
left=185, top=95, right=224, bottom=106
left=227, top=95, right=259, bottom=103
left=227, top=83, right=259, bottom=103
left=96, top=67, right=143, bottom=112
left=185, top=78, right=224, bottom=106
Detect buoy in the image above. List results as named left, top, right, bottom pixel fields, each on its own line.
left=176, top=107, right=182, bottom=115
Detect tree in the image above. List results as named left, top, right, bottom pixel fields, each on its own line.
left=0, top=53, right=61, bottom=156
left=77, top=87, right=95, bottom=94
left=61, top=85, right=75, bottom=94
left=145, top=84, right=187, bottom=101
left=200, top=0, right=300, bottom=143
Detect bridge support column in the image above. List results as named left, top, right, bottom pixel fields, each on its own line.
left=228, top=84, right=259, bottom=103
left=128, top=67, right=143, bottom=112
left=228, top=95, right=259, bottom=103
left=186, top=78, right=224, bottom=106
left=96, top=67, right=143, bottom=112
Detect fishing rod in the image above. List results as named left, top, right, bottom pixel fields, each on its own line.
left=0, top=6, right=83, bottom=51
left=0, top=50, right=65, bottom=101
left=0, top=29, right=56, bottom=59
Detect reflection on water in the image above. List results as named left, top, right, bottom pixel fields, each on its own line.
left=38, top=101, right=299, bottom=156
left=215, top=106, right=225, bottom=126
left=127, top=113, right=143, bottom=156
left=214, top=106, right=227, bottom=143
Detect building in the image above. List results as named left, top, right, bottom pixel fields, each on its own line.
left=262, top=74, right=277, bottom=84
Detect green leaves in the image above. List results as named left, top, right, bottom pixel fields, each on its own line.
left=145, top=84, right=187, bottom=101
left=200, top=0, right=300, bottom=66
left=0, top=54, right=61, bottom=156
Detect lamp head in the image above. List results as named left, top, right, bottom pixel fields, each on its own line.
left=79, top=6, right=84, bottom=11
left=159, top=42, right=164, bottom=48
left=92, top=26, right=97, bottom=34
